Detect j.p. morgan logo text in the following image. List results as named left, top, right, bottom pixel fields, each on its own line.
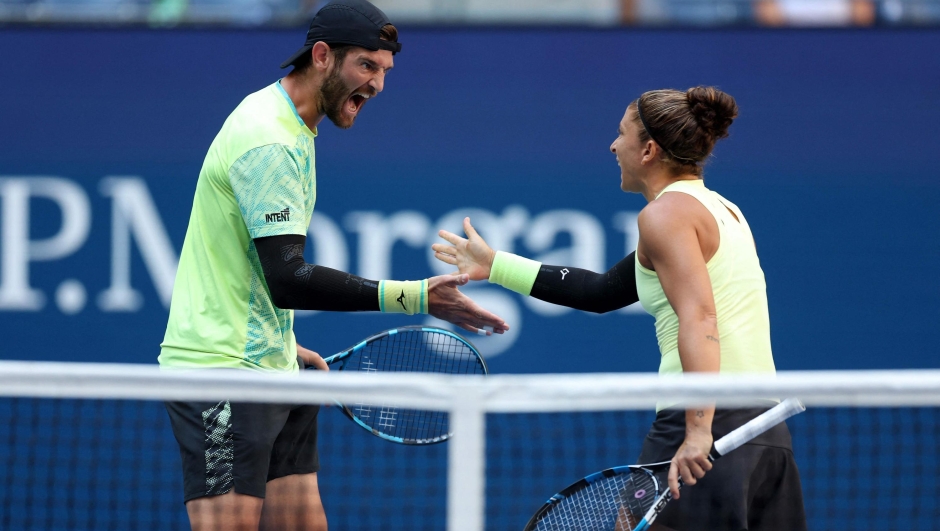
left=265, top=208, right=290, bottom=223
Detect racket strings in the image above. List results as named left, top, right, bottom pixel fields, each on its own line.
left=534, top=470, right=658, bottom=531
left=344, top=330, right=485, bottom=442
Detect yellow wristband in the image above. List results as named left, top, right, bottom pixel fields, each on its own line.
left=488, top=251, right=541, bottom=296
left=378, top=280, right=428, bottom=315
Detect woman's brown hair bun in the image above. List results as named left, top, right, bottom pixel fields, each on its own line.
left=686, top=86, right=738, bottom=142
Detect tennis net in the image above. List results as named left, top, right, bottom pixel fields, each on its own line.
left=1, top=361, right=938, bottom=530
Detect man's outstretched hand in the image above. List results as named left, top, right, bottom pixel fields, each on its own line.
left=427, top=273, right=509, bottom=335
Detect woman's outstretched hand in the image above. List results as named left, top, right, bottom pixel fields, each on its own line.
left=432, top=217, right=497, bottom=281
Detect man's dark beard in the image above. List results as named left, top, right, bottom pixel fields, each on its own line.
left=319, top=67, right=353, bottom=129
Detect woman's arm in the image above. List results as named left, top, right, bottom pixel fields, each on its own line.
left=433, top=217, right=639, bottom=312
left=529, top=253, right=637, bottom=313
left=636, top=193, right=721, bottom=499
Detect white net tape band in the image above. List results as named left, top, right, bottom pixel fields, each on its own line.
left=2, top=361, right=940, bottom=410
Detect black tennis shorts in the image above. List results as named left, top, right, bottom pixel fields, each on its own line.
left=637, top=403, right=807, bottom=531
left=165, top=399, right=321, bottom=503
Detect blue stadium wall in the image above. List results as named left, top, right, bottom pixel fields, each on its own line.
left=0, top=28, right=938, bottom=372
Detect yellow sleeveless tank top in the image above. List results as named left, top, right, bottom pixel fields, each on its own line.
left=635, top=180, right=776, bottom=384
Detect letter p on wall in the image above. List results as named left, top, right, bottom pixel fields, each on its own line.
left=0, top=177, right=91, bottom=310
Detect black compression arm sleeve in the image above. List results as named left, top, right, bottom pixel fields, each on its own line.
left=528, top=251, right=639, bottom=314
left=254, top=234, right=380, bottom=312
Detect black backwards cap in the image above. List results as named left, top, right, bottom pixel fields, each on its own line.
left=280, top=0, right=401, bottom=69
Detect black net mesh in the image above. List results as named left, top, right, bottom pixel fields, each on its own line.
left=1, top=397, right=938, bottom=530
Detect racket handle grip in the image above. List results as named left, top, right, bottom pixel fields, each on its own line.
left=713, top=398, right=805, bottom=457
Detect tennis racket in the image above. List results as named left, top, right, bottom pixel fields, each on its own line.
left=309, top=325, right=488, bottom=445
left=522, top=397, right=805, bottom=531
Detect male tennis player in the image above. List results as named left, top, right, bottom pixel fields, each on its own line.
left=434, top=87, right=806, bottom=530
left=158, top=2, right=508, bottom=529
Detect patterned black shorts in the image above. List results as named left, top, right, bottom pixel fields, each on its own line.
left=164, top=400, right=320, bottom=502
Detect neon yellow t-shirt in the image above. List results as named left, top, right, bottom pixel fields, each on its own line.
left=159, top=81, right=316, bottom=372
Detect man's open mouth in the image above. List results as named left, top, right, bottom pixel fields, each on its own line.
left=346, top=92, right=370, bottom=115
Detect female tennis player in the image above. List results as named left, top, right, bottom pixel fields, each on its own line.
left=433, top=87, right=806, bottom=531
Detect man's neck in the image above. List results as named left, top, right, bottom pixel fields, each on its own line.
left=281, top=71, right=325, bottom=130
